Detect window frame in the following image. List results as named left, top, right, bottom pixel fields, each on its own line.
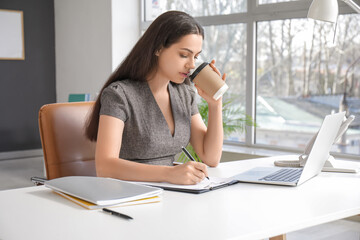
left=141, top=0, right=360, bottom=160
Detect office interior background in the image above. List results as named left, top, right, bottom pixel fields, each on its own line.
left=1, top=0, right=360, bottom=238
left=144, top=0, right=360, bottom=158
left=1, top=0, right=359, bottom=163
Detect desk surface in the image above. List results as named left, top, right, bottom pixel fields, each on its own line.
left=1, top=156, right=360, bottom=240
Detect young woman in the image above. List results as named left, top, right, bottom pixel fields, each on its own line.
left=86, top=11, right=226, bottom=185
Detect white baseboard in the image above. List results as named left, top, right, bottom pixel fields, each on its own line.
left=0, top=149, right=43, bottom=161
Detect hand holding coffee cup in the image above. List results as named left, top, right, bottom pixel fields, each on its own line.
left=189, top=60, right=228, bottom=101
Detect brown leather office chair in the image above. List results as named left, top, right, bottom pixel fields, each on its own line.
left=38, top=102, right=96, bottom=180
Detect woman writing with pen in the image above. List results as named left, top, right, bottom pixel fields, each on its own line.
left=85, top=11, right=225, bottom=185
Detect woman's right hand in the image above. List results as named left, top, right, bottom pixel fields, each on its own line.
left=167, top=161, right=209, bottom=185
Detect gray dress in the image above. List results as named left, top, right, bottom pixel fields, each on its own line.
left=99, top=79, right=199, bottom=166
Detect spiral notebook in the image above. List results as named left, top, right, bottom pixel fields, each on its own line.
left=133, top=176, right=238, bottom=194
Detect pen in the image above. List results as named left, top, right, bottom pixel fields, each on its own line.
left=181, top=146, right=210, bottom=180
left=102, top=208, right=133, bottom=220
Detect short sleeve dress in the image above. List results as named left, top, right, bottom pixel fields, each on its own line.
left=99, top=79, right=199, bottom=166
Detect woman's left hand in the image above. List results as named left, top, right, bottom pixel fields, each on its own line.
left=194, top=59, right=226, bottom=105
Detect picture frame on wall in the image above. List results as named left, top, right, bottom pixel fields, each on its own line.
left=0, top=9, right=25, bottom=60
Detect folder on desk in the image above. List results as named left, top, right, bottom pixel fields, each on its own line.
left=53, top=190, right=161, bottom=210
left=45, top=176, right=163, bottom=206
left=68, top=93, right=91, bottom=102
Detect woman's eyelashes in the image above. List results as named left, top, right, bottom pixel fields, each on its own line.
left=179, top=53, right=199, bottom=60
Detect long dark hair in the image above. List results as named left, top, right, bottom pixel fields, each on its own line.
left=85, top=11, right=204, bottom=141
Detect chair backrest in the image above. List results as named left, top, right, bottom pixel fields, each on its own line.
left=38, top=102, right=96, bottom=180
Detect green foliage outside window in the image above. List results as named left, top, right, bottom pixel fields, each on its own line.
left=176, top=98, right=256, bottom=163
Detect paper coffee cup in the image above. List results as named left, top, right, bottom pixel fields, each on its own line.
left=189, top=62, right=228, bottom=100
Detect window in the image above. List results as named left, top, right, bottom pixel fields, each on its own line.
left=145, top=0, right=246, bottom=21
left=256, top=15, right=360, bottom=154
left=259, top=0, right=301, bottom=4
left=200, top=24, right=247, bottom=142
left=142, top=0, right=360, bottom=158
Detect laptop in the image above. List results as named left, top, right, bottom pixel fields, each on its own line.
left=232, top=111, right=346, bottom=186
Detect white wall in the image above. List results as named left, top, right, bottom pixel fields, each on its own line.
left=54, top=0, right=140, bottom=102
left=111, top=0, right=141, bottom=71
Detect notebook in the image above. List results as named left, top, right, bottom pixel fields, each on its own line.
left=232, top=112, right=346, bottom=186
left=45, top=176, right=163, bottom=206
left=133, top=176, right=238, bottom=194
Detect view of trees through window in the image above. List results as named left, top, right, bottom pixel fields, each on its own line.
left=147, top=0, right=246, bottom=20
left=256, top=15, right=360, bottom=154
left=200, top=24, right=247, bottom=141
left=259, top=0, right=299, bottom=4
left=144, top=0, right=360, bottom=157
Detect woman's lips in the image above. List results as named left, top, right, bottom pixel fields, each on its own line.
left=180, top=72, right=190, bottom=78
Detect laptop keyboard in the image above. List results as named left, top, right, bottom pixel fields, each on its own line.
left=260, top=168, right=303, bottom=182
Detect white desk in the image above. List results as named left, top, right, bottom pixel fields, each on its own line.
left=1, top=156, right=360, bottom=240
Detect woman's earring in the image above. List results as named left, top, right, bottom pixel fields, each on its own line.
left=155, top=48, right=162, bottom=56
